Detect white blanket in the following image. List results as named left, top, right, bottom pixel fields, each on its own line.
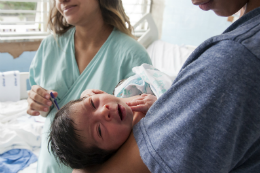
left=114, top=64, right=173, bottom=98
left=147, top=40, right=195, bottom=80
left=0, top=100, right=45, bottom=155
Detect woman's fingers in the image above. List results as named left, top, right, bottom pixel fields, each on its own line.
left=31, top=85, right=49, bottom=99
left=27, top=97, right=50, bottom=115
left=28, top=89, right=52, bottom=107
left=48, top=90, right=58, bottom=98
left=26, top=108, right=40, bottom=116
left=27, top=85, right=53, bottom=116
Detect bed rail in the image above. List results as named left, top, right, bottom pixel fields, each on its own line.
left=20, top=72, right=30, bottom=100
left=134, top=13, right=159, bottom=48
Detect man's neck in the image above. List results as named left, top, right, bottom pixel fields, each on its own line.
left=244, top=0, right=260, bottom=15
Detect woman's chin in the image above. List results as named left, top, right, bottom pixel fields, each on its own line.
left=64, top=18, right=76, bottom=26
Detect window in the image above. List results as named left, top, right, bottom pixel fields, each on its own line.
left=0, top=0, right=151, bottom=42
left=123, top=0, right=152, bottom=38
left=0, top=0, right=50, bottom=42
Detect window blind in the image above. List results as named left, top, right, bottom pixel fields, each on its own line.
left=0, top=0, right=50, bottom=41
left=123, top=0, right=152, bottom=38
left=0, top=0, right=151, bottom=41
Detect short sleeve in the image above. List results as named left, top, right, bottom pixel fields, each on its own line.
left=133, top=40, right=260, bottom=173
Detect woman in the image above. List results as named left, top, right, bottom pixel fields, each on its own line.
left=27, top=0, right=151, bottom=172
left=75, top=0, right=260, bottom=172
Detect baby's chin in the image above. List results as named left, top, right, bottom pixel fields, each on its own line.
left=126, top=105, right=134, bottom=120
left=121, top=101, right=130, bottom=113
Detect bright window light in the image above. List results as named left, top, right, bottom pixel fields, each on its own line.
left=0, top=0, right=151, bottom=41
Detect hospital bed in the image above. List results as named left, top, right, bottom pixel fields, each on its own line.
left=0, top=13, right=196, bottom=172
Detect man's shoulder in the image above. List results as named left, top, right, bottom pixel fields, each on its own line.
left=223, top=8, right=260, bottom=58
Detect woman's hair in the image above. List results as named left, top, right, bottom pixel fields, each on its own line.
left=48, top=98, right=116, bottom=169
left=48, top=0, right=133, bottom=37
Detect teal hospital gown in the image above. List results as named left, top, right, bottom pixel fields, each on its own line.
left=29, top=27, right=152, bottom=173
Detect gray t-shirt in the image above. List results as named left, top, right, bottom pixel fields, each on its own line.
left=133, top=7, right=260, bottom=173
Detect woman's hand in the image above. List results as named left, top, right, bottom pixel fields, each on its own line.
left=80, top=89, right=107, bottom=98
left=27, top=85, right=58, bottom=116
left=126, top=94, right=157, bottom=115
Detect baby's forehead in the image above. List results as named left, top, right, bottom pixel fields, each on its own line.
left=69, top=99, right=86, bottom=117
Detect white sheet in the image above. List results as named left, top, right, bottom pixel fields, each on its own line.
left=114, top=63, right=173, bottom=98
left=0, top=100, right=46, bottom=173
left=147, top=40, right=195, bottom=80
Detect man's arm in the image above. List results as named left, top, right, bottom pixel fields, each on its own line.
left=73, top=132, right=150, bottom=173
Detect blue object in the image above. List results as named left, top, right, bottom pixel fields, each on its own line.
left=0, top=52, right=36, bottom=72
left=133, top=6, right=260, bottom=173
left=0, top=149, right=37, bottom=173
left=26, top=79, right=31, bottom=91
left=50, top=92, right=59, bottom=110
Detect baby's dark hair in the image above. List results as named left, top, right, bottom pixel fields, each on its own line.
left=48, top=97, right=115, bottom=169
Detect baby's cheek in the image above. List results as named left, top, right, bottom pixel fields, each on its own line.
left=115, top=126, right=131, bottom=143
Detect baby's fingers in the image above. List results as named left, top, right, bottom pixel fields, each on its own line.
left=92, top=89, right=106, bottom=94
left=126, top=100, right=145, bottom=106
left=129, top=105, right=147, bottom=112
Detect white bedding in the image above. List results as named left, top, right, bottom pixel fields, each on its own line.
left=0, top=100, right=45, bottom=173
left=147, top=40, right=195, bottom=80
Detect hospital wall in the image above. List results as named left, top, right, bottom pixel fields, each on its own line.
left=161, top=0, right=232, bottom=46
left=0, top=52, right=35, bottom=72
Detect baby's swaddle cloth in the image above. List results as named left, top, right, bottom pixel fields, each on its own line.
left=0, top=149, right=37, bottom=173
left=0, top=71, right=20, bottom=102
left=114, top=64, right=173, bottom=98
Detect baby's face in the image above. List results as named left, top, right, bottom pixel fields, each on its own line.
left=70, top=94, right=133, bottom=151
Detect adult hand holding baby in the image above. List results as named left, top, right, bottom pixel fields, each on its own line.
left=27, top=85, right=58, bottom=116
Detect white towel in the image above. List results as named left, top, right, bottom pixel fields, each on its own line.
left=114, top=64, right=173, bottom=98
left=0, top=100, right=45, bottom=154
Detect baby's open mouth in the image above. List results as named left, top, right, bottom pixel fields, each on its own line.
left=118, top=105, right=123, bottom=121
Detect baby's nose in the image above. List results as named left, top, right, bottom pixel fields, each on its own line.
left=103, top=104, right=111, bottom=121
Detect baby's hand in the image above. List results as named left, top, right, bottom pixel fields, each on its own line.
left=80, top=89, right=106, bottom=98
left=126, top=94, right=157, bottom=115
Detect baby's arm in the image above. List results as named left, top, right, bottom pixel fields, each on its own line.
left=126, top=94, right=157, bottom=115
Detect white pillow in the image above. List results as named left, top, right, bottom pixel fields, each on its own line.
left=147, top=40, right=195, bottom=80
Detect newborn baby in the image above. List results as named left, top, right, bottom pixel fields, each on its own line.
left=48, top=90, right=156, bottom=169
